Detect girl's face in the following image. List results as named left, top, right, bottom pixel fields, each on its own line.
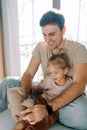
left=41, top=24, right=64, bottom=49
left=47, top=63, right=68, bottom=85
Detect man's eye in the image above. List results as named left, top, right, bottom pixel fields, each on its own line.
left=43, top=34, right=46, bottom=37
left=50, top=33, right=55, bottom=36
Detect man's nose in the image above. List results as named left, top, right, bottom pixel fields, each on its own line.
left=45, top=35, right=52, bottom=42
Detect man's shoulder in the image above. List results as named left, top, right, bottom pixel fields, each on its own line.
left=66, top=40, right=85, bottom=48
left=65, top=40, right=87, bottom=53
left=35, top=41, right=47, bottom=49
left=37, top=41, right=47, bottom=45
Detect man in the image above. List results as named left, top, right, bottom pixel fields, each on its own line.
left=21, top=9, right=87, bottom=129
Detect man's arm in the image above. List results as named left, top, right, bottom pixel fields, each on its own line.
left=20, top=63, right=87, bottom=125
left=49, top=63, right=87, bottom=111
left=21, top=56, right=40, bottom=97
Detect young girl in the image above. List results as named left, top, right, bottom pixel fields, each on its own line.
left=14, top=49, right=72, bottom=130
left=39, top=49, right=72, bottom=102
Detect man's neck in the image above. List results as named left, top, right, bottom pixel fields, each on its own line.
left=59, top=38, right=66, bottom=49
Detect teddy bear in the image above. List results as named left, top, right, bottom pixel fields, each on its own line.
left=7, top=87, right=48, bottom=130
left=7, top=87, right=58, bottom=130
left=7, top=87, right=34, bottom=130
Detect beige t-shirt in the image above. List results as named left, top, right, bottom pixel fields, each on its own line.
left=32, top=40, right=87, bottom=77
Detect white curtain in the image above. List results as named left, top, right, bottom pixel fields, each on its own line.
left=0, top=20, right=5, bottom=79
left=1, top=0, right=21, bottom=77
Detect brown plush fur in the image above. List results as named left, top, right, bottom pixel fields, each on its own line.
left=14, top=95, right=58, bottom=130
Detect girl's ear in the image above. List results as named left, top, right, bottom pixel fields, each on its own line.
left=64, top=67, right=69, bottom=75
left=62, top=26, right=66, bottom=34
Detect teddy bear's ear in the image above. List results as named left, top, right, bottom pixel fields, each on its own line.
left=7, top=87, right=25, bottom=95
left=17, top=88, right=25, bottom=97
left=7, top=87, right=17, bottom=95
left=21, top=99, right=34, bottom=108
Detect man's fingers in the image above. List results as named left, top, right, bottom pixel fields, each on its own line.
left=29, top=120, right=36, bottom=125
left=22, top=114, right=36, bottom=125
left=20, top=107, right=32, bottom=114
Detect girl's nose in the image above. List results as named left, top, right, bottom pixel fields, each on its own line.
left=51, top=73, right=55, bottom=78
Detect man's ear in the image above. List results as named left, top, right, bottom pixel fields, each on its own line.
left=62, top=26, right=66, bottom=34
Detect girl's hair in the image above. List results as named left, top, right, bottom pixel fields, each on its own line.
left=47, top=49, right=70, bottom=69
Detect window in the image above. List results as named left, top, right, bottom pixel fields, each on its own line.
left=61, top=0, right=87, bottom=45
left=17, top=0, right=87, bottom=82
left=18, top=0, right=52, bottom=81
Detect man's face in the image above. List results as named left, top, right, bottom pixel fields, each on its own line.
left=41, top=24, right=63, bottom=49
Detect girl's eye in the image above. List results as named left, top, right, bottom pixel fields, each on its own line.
left=55, top=72, right=58, bottom=74
left=49, top=72, right=58, bottom=75
left=49, top=72, right=52, bottom=75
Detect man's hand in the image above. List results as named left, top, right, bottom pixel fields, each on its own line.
left=21, top=104, right=47, bottom=125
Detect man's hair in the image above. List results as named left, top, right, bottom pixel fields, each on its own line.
left=39, top=9, right=65, bottom=30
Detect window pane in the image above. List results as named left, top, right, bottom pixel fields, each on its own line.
left=18, top=0, right=52, bottom=81
left=61, top=0, right=87, bottom=47
left=18, top=0, right=87, bottom=82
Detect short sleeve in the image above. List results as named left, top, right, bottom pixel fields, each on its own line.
left=72, top=44, right=87, bottom=65
left=32, top=42, right=41, bottom=62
